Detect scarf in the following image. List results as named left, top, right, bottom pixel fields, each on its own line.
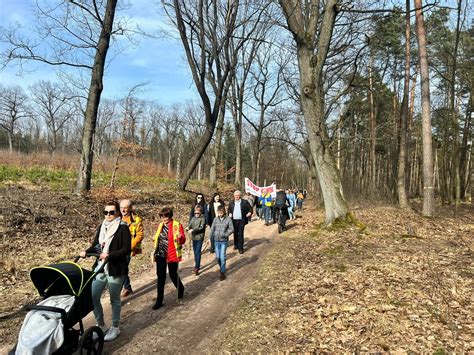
left=97, top=217, right=121, bottom=273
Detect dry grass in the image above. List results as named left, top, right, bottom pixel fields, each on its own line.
left=0, top=150, right=174, bottom=180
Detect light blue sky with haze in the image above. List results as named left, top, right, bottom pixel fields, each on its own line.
left=0, top=0, right=199, bottom=105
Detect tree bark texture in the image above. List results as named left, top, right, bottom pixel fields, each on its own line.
left=450, top=0, right=462, bottom=212
left=414, top=0, right=435, bottom=217
left=209, top=106, right=226, bottom=187
left=397, top=0, right=411, bottom=208
left=368, top=55, right=377, bottom=191
left=459, top=94, right=472, bottom=199
left=171, top=0, right=239, bottom=190
left=280, top=0, right=349, bottom=225
left=76, top=0, right=118, bottom=194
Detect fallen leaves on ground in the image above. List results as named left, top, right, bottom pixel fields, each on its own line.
left=212, top=202, right=473, bottom=353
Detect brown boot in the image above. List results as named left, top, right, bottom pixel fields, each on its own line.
left=219, top=272, right=226, bottom=281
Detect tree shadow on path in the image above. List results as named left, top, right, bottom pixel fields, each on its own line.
left=105, top=226, right=274, bottom=354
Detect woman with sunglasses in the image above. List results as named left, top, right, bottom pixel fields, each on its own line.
left=188, top=193, right=209, bottom=224
left=80, top=201, right=131, bottom=342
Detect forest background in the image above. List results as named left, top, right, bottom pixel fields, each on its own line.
left=0, top=0, right=471, bottom=213
left=0, top=0, right=473, bottom=352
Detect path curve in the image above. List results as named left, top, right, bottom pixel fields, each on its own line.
left=101, top=219, right=277, bottom=354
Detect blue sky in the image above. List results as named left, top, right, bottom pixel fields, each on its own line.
left=0, top=0, right=199, bottom=105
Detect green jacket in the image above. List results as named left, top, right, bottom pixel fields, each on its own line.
left=188, top=215, right=206, bottom=241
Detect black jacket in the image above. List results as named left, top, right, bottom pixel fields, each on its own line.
left=275, top=191, right=288, bottom=207
left=207, top=200, right=226, bottom=226
left=86, top=223, right=131, bottom=277
left=228, top=199, right=252, bottom=225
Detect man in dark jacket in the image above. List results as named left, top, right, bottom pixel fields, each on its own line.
left=227, top=190, right=252, bottom=254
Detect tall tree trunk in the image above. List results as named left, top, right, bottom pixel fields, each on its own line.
left=256, top=150, right=261, bottom=185
left=76, top=0, right=117, bottom=194
left=414, top=0, right=435, bottom=217
left=7, top=131, right=13, bottom=154
left=351, top=113, right=358, bottom=196
left=300, top=77, right=348, bottom=224
left=450, top=0, right=462, bottom=213
left=280, top=0, right=349, bottom=225
left=368, top=54, right=377, bottom=192
left=109, top=146, right=121, bottom=189
left=231, top=73, right=244, bottom=187
left=470, top=141, right=474, bottom=205
left=459, top=93, right=472, bottom=199
left=167, top=148, right=172, bottom=172
left=172, top=0, right=241, bottom=191
left=336, top=125, right=341, bottom=171
left=252, top=113, right=264, bottom=182
left=179, top=126, right=215, bottom=190
left=234, top=111, right=242, bottom=186
left=397, top=0, right=411, bottom=208
left=210, top=107, right=225, bottom=187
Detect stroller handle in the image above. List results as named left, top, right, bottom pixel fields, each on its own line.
left=74, top=253, right=109, bottom=277
left=73, top=252, right=101, bottom=263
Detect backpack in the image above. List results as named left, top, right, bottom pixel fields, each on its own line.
left=274, top=191, right=287, bottom=207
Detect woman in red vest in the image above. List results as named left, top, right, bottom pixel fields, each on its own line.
left=152, top=207, right=186, bottom=310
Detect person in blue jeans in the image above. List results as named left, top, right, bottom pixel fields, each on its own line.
left=80, top=201, right=131, bottom=342
left=259, top=189, right=273, bottom=226
left=286, top=189, right=297, bottom=220
left=210, top=205, right=234, bottom=281
left=186, top=205, right=206, bottom=275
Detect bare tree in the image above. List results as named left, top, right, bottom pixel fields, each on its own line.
left=158, top=105, right=183, bottom=173
left=0, top=85, right=30, bottom=154
left=29, top=81, right=75, bottom=155
left=1, top=0, right=122, bottom=194
left=279, top=0, right=350, bottom=225
left=110, top=85, right=147, bottom=188
left=228, top=37, right=261, bottom=187
left=94, top=99, right=118, bottom=156
left=164, top=0, right=266, bottom=190
left=246, top=42, right=288, bottom=184
left=414, top=0, right=435, bottom=217
left=226, top=2, right=272, bottom=186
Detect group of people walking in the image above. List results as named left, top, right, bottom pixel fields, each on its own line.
left=78, top=189, right=256, bottom=342
left=256, top=188, right=305, bottom=230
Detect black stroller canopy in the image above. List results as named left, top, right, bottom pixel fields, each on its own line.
left=30, top=262, right=94, bottom=297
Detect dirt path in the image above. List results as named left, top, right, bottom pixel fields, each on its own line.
left=91, top=218, right=277, bottom=354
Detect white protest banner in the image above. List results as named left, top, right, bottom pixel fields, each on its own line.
left=244, top=178, right=277, bottom=197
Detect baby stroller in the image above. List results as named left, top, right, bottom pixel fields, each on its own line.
left=10, top=254, right=106, bottom=355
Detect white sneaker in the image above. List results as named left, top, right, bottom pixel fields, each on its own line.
left=92, top=324, right=108, bottom=341
left=104, top=326, right=120, bottom=342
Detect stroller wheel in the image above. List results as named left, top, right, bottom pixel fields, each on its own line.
left=79, top=326, right=104, bottom=355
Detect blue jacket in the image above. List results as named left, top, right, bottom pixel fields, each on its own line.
left=259, top=193, right=272, bottom=207
left=287, top=193, right=296, bottom=207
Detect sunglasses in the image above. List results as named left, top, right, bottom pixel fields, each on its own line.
left=103, top=210, right=116, bottom=216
